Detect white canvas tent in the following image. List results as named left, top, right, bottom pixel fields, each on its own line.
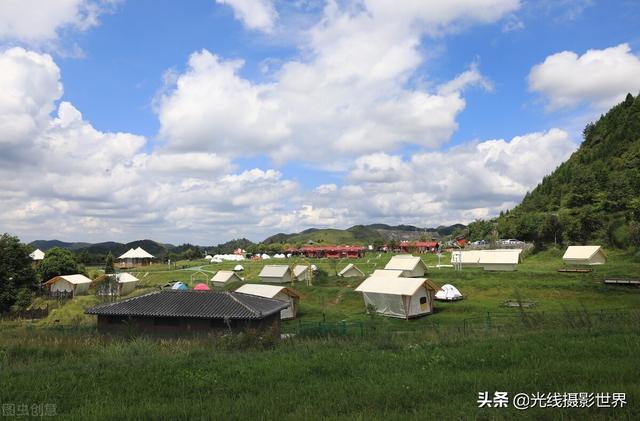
left=43, top=274, right=93, bottom=296
left=451, top=249, right=521, bottom=271
left=211, top=270, right=243, bottom=287
left=293, top=265, right=311, bottom=282
left=261, top=254, right=271, bottom=260
left=233, top=264, right=244, bottom=272
left=384, top=255, right=427, bottom=277
left=259, top=265, right=292, bottom=283
left=435, top=284, right=463, bottom=301
left=114, top=272, right=139, bottom=295
left=338, top=263, right=365, bottom=277
left=29, top=249, right=45, bottom=261
left=235, top=284, right=299, bottom=320
left=563, top=246, right=606, bottom=265
left=478, top=249, right=521, bottom=271
left=355, top=276, right=439, bottom=319
left=118, top=247, right=154, bottom=266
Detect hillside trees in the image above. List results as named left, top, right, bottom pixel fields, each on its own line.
left=0, top=234, right=36, bottom=312
left=37, top=247, right=81, bottom=282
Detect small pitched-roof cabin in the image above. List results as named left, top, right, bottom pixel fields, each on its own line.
left=293, top=265, right=311, bottom=282
left=235, top=284, right=300, bottom=320
left=338, top=263, right=365, bottom=277
left=85, top=290, right=289, bottom=337
left=94, top=272, right=140, bottom=296
left=210, top=270, right=243, bottom=288
left=259, top=265, right=292, bottom=283
left=43, top=274, right=93, bottom=297
left=355, top=275, right=439, bottom=319
left=563, top=246, right=607, bottom=265
left=384, top=255, right=427, bottom=277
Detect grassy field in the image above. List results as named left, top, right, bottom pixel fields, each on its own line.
left=2, top=248, right=639, bottom=419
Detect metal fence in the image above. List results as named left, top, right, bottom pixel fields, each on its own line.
left=283, top=308, right=640, bottom=338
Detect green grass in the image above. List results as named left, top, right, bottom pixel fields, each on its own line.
left=3, top=249, right=639, bottom=418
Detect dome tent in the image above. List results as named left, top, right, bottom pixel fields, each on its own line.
left=193, top=283, right=210, bottom=291
left=233, top=264, right=244, bottom=271
left=435, top=284, right=463, bottom=301
left=171, top=282, right=189, bottom=290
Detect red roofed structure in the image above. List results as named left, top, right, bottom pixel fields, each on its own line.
left=286, top=245, right=365, bottom=259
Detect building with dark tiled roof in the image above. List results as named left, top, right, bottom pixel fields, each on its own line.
left=85, top=290, right=289, bottom=337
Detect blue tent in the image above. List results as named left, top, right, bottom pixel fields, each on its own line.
left=171, top=282, right=188, bottom=290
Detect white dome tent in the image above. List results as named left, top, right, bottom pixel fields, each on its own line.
left=261, top=254, right=271, bottom=260
left=435, top=284, right=463, bottom=301
left=233, top=264, right=244, bottom=272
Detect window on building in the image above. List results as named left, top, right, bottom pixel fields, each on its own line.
left=420, top=297, right=427, bottom=305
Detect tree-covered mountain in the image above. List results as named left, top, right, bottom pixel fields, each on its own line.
left=469, top=93, right=640, bottom=248
left=262, top=223, right=465, bottom=245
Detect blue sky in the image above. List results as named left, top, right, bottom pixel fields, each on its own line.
left=1, top=0, right=640, bottom=244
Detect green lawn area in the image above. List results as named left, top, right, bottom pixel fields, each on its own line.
left=2, top=249, right=639, bottom=419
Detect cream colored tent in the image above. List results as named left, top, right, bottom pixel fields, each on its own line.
left=114, top=273, right=139, bottom=295
left=355, top=276, right=438, bottom=319
left=563, top=246, right=606, bottom=265
left=235, top=284, right=300, bottom=320
left=338, top=263, right=365, bottom=277
left=451, top=250, right=482, bottom=267
left=259, top=265, right=292, bottom=283
left=118, top=247, right=154, bottom=266
left=293, top=265, right=311, bottom=282
left=43, top=274, right=93, bottom=296
left=452, top=249, right=521, bottom=271
left=384, top=255, right=427, bottom=277
left=29, top=249, right=45, bottom=261
left=478, top=249, right=521, bottom=271
left=211, top=270, right=243, bottom=287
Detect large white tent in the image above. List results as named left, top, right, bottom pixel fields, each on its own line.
left=212, top=254, right=245, bottom=262
left=259, top=265, right=292, bottom=283
left=355, top=275, right=439, bottom=319
left=211, top=270, right=243, bottom=287
left=43, top=274, right=93, bottom=296
left=118, top=247, right=154, bottom=266
left=563, top=246, right=606, bottom=265
left=451, top=249, right=521, bottom=271
left=435, top=284, right=463, bottom=301
left=29, top=249, right=45, bottom=261
left=235, top=284, right=299, bottom=320
left=338, top=263, right=365, bottom=277
left=384, top=255, right=427, bottom=277
left=96, top=272, right=140, bottom=296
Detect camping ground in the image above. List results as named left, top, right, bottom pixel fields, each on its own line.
left=1, top=248, right=639, bottom=418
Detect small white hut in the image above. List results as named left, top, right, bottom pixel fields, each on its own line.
left=563, top=246, right=607, bottom=265
left=259, top=265, right=292, bottom=283
left=338, top=263, right=365, bottom=277
left=235, top=284, right=300, bottom=320
left=43, top=274, right=93, bottom=297
left=384, top=255, right=427, bottom=277
left=293, top=265, right=311, bottom=282
left=211, top=270, right=243, bottom=287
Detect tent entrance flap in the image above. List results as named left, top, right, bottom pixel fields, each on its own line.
left=362, top=292, right=407, bottom=318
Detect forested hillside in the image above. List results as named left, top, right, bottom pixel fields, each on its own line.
left=470, top=93, right=640, bottom=248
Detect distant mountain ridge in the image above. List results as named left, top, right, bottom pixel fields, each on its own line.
left=29, top=239, right=173, bottom=256
left=263, top=223, right=466, bottom=245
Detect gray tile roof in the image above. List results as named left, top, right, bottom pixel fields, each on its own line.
left=85, top=290, right=289, bottom=320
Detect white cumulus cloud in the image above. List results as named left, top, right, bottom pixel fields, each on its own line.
left=216, top=0, right=278, bottom=32
left=528, top=43, right=640, bottom=110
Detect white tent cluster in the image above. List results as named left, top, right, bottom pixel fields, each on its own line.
left=210, top=254, right=245, bottom=262
left=451, top=249, right=522, bottom=271
left=273, top=253, right=286, bottom=259
left=261, top=254, right=271, bottom=260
